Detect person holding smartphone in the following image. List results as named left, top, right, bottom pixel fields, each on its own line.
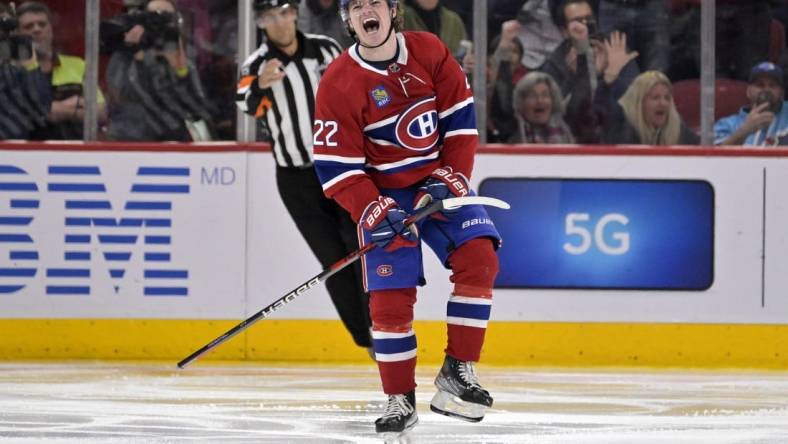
left=714, top=61, right=788, bottom=147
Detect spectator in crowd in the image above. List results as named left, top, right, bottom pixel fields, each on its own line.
left=440, top=0, right=472, bottom=33
left=486, top=27, right=529, bottom=142
left=510, top=71, right=574, bottom=143
left=714, top=61, right=788, bottom=146
left=493, top=21, right=529, bottom=85
left=16, top=1, right=106, bottom=140
left=461, top=32, right=524, bottom=143
left=0, top=1, right=49, bottom=139
left=505, top=0, right=563, bottom=71
left=541, top=0, right=639, bottom=143
left=298, top=0, right=354, bottom=48
left=402, top=0, right=466, bottom=58
left=104, top=0, right=216, bottom=141
left=597, top=70, right=699, bottom=145
left=597, top=0, right=669, bottom=73
left=460, top=15, right=540, bottom=144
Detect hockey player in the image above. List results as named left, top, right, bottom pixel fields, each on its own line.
left=312, top=0, right=501, bottom=436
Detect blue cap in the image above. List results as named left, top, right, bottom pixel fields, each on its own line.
left=749, top=62, right=784, bottom=86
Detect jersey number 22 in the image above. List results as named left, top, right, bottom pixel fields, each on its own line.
left=313, top=120, right=338, bottom=146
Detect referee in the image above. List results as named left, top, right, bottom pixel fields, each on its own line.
left=236, top=0, right=372, bottom=354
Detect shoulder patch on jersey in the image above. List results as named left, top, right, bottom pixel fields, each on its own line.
left=370, top=85, right=391, bottom=108
left=394, top=96, right=439, bottom=151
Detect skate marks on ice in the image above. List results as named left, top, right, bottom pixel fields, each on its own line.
left=0, top=363, right=787, bottom=443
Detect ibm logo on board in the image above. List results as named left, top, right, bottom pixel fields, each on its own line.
left=0, top=165, right=190, bottom=297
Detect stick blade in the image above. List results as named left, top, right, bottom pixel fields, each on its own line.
left=442, top=196, right=511, bottom=210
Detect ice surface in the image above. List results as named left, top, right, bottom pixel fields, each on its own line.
left=0, top=362, right=787, bottom=443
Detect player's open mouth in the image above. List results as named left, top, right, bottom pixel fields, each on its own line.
left=363, top=18, right=380, bottom=34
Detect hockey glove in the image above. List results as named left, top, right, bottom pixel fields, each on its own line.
left=360, top=196, right=419, bottom=252
left=413, top=166, right=470, bottom=217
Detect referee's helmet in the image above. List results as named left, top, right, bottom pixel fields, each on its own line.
left=253, top=0, right=300, bottom=12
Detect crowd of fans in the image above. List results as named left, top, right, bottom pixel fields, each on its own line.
left=0, top=0, right=787, bottom=146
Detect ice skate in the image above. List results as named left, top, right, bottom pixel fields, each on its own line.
left=430, top=355, right=493, bottom=422
left=375, top=390, right=418, bottom=439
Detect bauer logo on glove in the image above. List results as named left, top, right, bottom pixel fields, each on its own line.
left=361, top=196, right=419, bottom=252
left=414, top=166, right=470, bottom=218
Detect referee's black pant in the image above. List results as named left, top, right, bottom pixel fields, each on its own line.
left=275, top=165, right=372, bottom=348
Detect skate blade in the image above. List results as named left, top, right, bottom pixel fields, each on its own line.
left=377, top=415, right=418, bottom=443
left=429, top=390, right=485, bottom=422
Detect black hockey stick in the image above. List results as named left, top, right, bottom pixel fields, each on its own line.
left=177, top=195, right=510, bottom=369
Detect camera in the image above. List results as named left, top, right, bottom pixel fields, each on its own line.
left=100, top=9, right=181, bottom=53
left=0, top=15, right=15, bottom=35
left=0, top=15, right=33, bottom=63
left=139, top=10, right=181, bottom=50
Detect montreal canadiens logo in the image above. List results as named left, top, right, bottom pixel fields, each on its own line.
left=376, top=264, right=393, bottom=277
left=394, top=96, right=439, bottom=151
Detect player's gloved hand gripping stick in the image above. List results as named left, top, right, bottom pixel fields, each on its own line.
left=414, top=167, right=471, bottom=219
left=360, top=196, right=419, bottom=253
left=177, top=195, right=510, bottom=369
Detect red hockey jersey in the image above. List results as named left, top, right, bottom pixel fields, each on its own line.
left=313, top=31, right=478, bottom=221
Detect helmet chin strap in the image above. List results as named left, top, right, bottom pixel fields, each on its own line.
left=358, top=10, right=395, bottom=49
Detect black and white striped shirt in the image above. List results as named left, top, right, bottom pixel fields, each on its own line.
left=237, top=31, right=341, bottom=168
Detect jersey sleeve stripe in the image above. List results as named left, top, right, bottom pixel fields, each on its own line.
left=320, top=169, right=366, bottom=191
left=314, top=160, right=365, bottom=180
left=444, top=128, right=479, bottom=138
left=368, top=151, right=439, bottom=171
left=366, top=137, right=398, bottom=146
left=438, top=96, right=475, bottom=119
left=364, top=115, right=399, bottom=131
left=439, top=102, right=477, bottom=133
left=313, top=154, right=366, bottom=164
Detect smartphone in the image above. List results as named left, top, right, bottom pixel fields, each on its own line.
left=755, top=91, right=777, bottom=113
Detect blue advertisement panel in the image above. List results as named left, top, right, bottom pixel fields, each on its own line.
left=479, top=178, right=714, bottom=290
